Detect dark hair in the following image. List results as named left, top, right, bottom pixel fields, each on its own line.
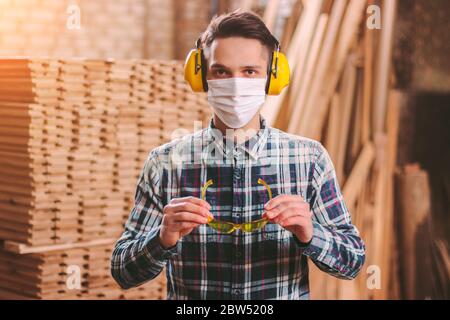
left=199, top=9, right=279, bottom=58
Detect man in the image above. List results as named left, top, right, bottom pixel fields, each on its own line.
left=111, top=10, right=365, bottom=300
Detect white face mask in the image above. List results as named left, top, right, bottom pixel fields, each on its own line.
left=206, top=77, right=267, bottom=129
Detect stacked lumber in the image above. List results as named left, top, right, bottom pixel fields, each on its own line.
left=259, top=0, right=402, bottom=299
left=0, top=0, right=146, bottom=59
left=0, top=244, right=166, bottom=299
left=0, top=58, right=211, bottom=299
left=394, top=164, right=450, bottom=299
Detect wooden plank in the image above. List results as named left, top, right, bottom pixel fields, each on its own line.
left=287, top=0, right=348, bottom=133
left=361, top=0, right=376, bottom=144
left=263, top=0, right=280, bottom=32
left=287, top=13, right=329, bottom=130
left=2, top=238, right=116, bottom=254
left=262, top=0, right=324, bottom=126
left=335, top=54, right=358, bottom=183
left=342, top=142, right=375, bottom=208
left=372, top=0, right=397, bottom=135
left=349, top=67, right=364, bottom=164
left=299, top=0, right=366, bottom=139
left=324, top=93, right=341, bottom=162
left=395, top=164, right=432, bottom=299
left=377, top=89, right=402, bottom=299
left=280, top=0, right=304, bottom=50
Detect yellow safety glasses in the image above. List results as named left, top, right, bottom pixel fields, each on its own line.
left=201, top=178, right=272, bottom=234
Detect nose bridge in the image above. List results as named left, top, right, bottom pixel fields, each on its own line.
left=230, top=68, right=239, bottom=76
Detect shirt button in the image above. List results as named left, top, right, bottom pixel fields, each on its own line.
left=236, top=251, right=242, bottom=258
left=234, top=289, right=240, bottom=295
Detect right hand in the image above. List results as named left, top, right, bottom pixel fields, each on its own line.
left=159, top=196, right=213, bottom=249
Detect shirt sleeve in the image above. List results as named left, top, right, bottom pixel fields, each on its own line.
left=294, top=142, right=366, bottom=280
left=110, top=150, right=178, bottom=289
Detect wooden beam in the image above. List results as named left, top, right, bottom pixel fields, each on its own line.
left=324, top=93, right=341, bottom=163
left=262, top=0, right=323, bottom=125
left=342, top=141, right=375, bottom=209
left=288, top=13, right=329, bottom=129
left=361, top=0, right=376, bottom=144
left=287, top=0, right=348, bottom=133
left=395, top=164, right=432, bottom=299
left=376, top=89, right=402, bottom=299
left=349, top=68, right=364, bottom=165
left=263, top=0, right=280, bottom=32
left=372, top=0, right=397, bottom=135
left=280, top=0, right=304, bottom=50
left=335, top=54, right=358, bottom=183
left=299, top=0, right=367, bottom=139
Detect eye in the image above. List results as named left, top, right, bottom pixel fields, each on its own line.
left=245, top=69, right=258, bottom=76
left=213, top=69, right=228, bottom=77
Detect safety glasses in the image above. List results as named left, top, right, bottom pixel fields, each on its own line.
left=201, top=178, right=272, bottom=234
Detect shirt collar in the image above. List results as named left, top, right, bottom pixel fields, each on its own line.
left=205, top=116, right=269, bottom=161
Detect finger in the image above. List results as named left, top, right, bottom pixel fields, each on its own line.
left=264, top=194, right=305, bottom=210
left=264, top=201, right=304, bottom=219
left=270, top=208, right=301, bottom=223
left=276, top=209, right=312, bottom=224
left=173, top=211, right=209, bottom=225
left=278, top=215, right=311, bottom=228
left=171, top=196, right=211, bottom=210
left=170, top=202, right=212, bottom=219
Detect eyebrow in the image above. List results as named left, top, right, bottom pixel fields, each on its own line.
left=210, top=63, right=262, bottom=70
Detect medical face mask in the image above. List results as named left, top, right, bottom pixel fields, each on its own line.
left=206, top=77, right=267, bottom=129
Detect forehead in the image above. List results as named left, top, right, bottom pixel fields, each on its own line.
left=206, top=37, right=268, bottom=67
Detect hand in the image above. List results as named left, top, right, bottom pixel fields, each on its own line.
left=263, top=194, right=313, bottom=244
left=159, top=196, right=213, bottom=249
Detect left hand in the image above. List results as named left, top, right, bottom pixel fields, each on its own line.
left=262, top=194, right=313, bottom=244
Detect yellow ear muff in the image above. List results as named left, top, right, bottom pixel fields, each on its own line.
left=184, top=48, right=207, bottom=92
left=266, top=50, right=290, bottom=95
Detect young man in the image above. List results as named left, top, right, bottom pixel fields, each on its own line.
left=111, top=10, right=365, bottom=300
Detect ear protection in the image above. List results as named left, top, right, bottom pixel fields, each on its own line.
left=184, top=37, right=290, bottom=95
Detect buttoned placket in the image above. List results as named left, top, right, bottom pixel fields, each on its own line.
left=231, top=146, right=245, bottom=300
left=206, top=119, right=268, bottom=300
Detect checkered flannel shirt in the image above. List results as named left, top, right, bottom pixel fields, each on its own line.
left=111, top=117, right=365, bottom=299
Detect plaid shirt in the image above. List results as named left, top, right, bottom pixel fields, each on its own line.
left=111, top=117, right=365, bottom=300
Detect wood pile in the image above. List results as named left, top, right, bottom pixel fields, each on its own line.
left=395, top=164, right=450, bottom=299
left=254, top=0, right=403, bottom=299
left=0, top=58, right=211, bottom=299
left=0, top=244, right=167, bottom=299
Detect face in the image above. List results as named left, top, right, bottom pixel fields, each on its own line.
left=204, top=37, right=269, bottom=80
